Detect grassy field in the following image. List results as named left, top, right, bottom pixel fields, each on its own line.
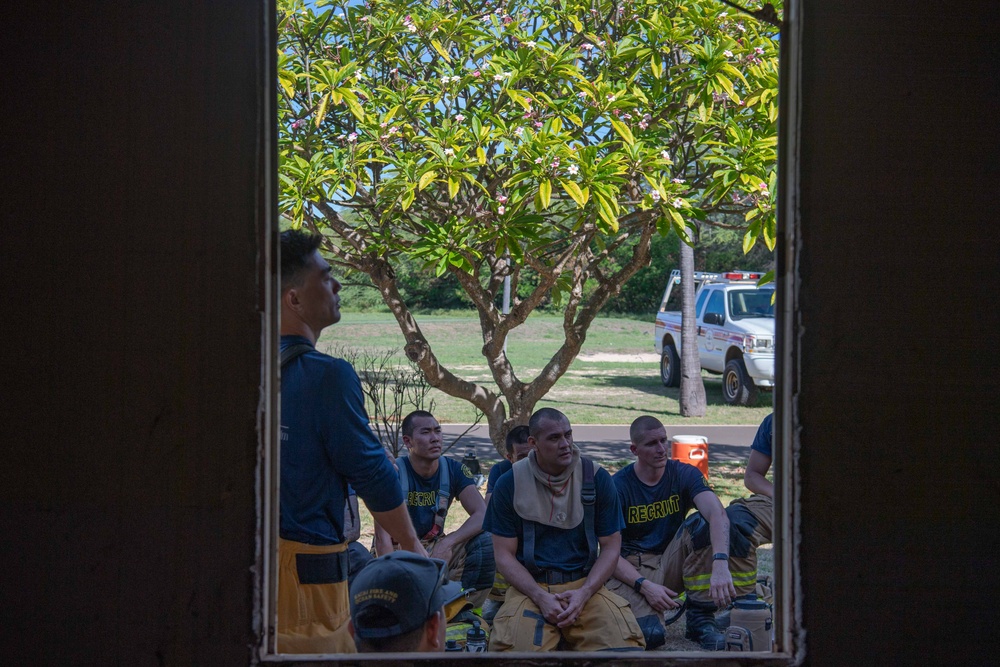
left=319, top=311, right=773, bottom=426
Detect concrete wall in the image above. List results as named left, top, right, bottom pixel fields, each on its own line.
left=1, top=0, right=996, bottom=665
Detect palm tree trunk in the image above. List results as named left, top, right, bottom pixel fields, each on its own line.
left=679, top=238, right=707, bottom=417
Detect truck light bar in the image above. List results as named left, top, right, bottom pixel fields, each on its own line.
left=723, top=272, right=762, bottom=281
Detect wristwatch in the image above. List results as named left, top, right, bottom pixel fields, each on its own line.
left=713, top=552, right=729, bottom=561
left=633, top=577, right=646, bottom=593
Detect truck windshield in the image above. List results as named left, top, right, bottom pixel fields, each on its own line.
left=728, top=289, right=775, bottom=320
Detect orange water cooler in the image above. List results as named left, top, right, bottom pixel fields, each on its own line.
left=670, top=435, right=709, bottom=479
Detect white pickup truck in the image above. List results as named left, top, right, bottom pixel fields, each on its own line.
left=654, top=270, right=775, bottom=406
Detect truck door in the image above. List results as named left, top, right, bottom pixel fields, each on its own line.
left=699, top=290, right=726, bottom=372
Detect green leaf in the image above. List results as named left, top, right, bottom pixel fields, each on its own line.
left=448, top=175, right=460, bottom=199
left=401, top=188, right=415, bottom=211
left=430, top=39, right=451, bottom=62
left=476, top=146, right=487, bottom=165
left=568, top=16, right=583, bottom=32
left=743, top=220, right=761, bottom=254
left=418, top=170, right=437, bottom=191
left=314, top=93, right=330, bottom=127
left=610, top=118, right=634, bottom=146
left=560, top=180, right=587, bottom=207
left=538, top=179, right=552, bottom=209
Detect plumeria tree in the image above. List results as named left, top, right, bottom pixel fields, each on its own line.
left=278, top=0, right=780, bottom=447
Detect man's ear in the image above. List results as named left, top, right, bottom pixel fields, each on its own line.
left=282, top=286, right=302, bottom=313
left=630, top=443, right=638, bottom=455
left=424, top=609, right=444, bottom=651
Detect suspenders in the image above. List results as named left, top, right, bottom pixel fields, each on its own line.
left=399, top=455, right=451, bottom=541
left=522, top=457, right=598, bottom=576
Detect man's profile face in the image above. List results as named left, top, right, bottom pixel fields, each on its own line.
left=293, top=250, right=341, bottom=329
left=631, top=425, right=669, bottom=470
left=404, top=415, right=442, bottom=462
left=530, top=415, right=574, bottom=473
left=508, top=439, right=533, bottom=463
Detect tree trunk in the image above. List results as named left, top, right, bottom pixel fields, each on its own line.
left=679, top=237, right=707, bottom=417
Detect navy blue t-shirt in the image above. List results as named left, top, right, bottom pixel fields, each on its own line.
left=613, top=460, right=712, bottom=555
left=483, top=463, right=622, bottom=574
left=486, top=459, right=512, bottom=495
left=280, top=335, right=403, bottom=545
left=399, top=456, right=476, bottom=536
left=751, top=413, right=774, bottom=458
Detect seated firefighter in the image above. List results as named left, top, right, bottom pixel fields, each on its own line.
left=374, top=410, right=495, bottom=609
left=657, top=413, right=775, bottom=638
left=606, top=415, right=737, bottom=650
left=481, top=425, right=534, bottom=623
left=484, top=408, right=645, bottom=652
left=348, top=552, right=471, bottom=653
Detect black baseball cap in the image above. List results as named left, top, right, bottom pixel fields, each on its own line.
left=349, top=552, right=469, bottom=640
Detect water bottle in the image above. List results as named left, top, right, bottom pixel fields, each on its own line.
left=465, top=619, right=487, bottom=652
left=445, top=639, right=463, bottom=652
left=462, top=448, right=481, bottom=476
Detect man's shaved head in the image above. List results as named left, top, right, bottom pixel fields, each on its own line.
left=629, top=415, right=664, bottom=444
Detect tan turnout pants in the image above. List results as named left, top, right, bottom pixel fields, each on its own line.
left=276, top=538, right=355, bottom=654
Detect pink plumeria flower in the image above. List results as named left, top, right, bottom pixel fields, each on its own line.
left=497, top=205, right=506, bottom=214
left=534, top=121, right=543, bottom=129
left=755, top=47, right=765, bottom=55
left=534, top=157, right=544, bottom=164
left=577, top=91, right=588, bottom=99
left=661, top=150, right=670, bottom=160
left=724, top=50, right=734, bottom=58
left=672, top=178, right=685, bottom=184
left=497, top=194, right=508, bottom=203
left=514, top=127, right=524, bottom=136
left=472, top=70, right=481, bottom=77
left=651, top=191, right=661, bottom=201
left=454, top=114, right=465, bottom=122
left=347, top=133, right=357, bottom=142
left=581, top=43, right=594, bottom=51
left=380, top=121, right=388, bottom=128
left=550, top=159, right=560, bottom=168
left=672, top=198, right=684, bottom=208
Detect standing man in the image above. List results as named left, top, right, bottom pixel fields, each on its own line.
left=484, top=408, right=645, bottom=652
left=606, top=415, right=737, bottom=650
left=374, top=410, right=495, bottom=609
left=278, top=229, right=425, bottom=654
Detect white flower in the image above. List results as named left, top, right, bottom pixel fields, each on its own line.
left=454, top=114, right=465, bottom=122
left=525, top=41, right=536, bottom=48
left=671, top=198, right=684, bottom=208
left=723, top=50, right=734, bottom=58
left=498, top=205, right=506, bottom=214
left=451, top=75, right=462, bottom=83
left=717, top=12, right=728, bottom=19
left=534, top=157, right=544, bottom=164
left=736, top=22, right=746, bottom=32
left=672, top=178, right=685, bottom=184
left=607, top=94, right=616, bottom=102
left=567, top=164, right=579, bottom=175
left=444, top=148, right=455, bottom=156
left=577, top=91, right=588, bottom=99
left=661, top=150, right=670, bottom=160
left=651, top=191, right=661, bottom=201
left=347, top=133, right=357, bottom=143
left=513, top=126, right=524, bottom=136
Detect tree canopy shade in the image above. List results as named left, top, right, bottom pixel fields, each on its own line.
left=278, top=0, right=780, bottom=447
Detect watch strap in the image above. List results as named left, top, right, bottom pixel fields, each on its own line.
left=713, top=552, right=729, bottom=561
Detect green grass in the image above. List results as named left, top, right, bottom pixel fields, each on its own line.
left=319, top=311, right=773, bottom=425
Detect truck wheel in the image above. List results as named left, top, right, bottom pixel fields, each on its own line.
left=660, top=344, right=681, bottom=387
left=723, top=358, right=760, bottom=406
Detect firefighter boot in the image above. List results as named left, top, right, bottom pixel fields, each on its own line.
left=685, top=602, right=725, bottom=650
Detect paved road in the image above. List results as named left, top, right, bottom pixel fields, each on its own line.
left=441, top=423, right=758, bottom=464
